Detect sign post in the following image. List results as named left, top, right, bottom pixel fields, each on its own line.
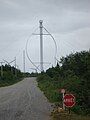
left=61, top=89, right=65, bottom=110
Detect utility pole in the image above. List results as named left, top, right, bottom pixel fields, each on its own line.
left=15, top=57, right=17, bottom=76
left=23, top=50, right=25, bottom=73
left=0, top=62, right=4, bottom=77
left=39, top=20, right=43, bottom=72
left=3, top=59, right=15, bottom=74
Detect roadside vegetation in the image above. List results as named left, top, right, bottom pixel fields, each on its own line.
left=0, top=64, right=39, bottom=87
left=0, top=64, right=24, bottom=87
left=51, top=110, right=90, bottom=120
left=37, top=50, right=90, bottom=119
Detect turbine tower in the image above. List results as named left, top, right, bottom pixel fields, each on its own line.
left=39, top=20, right=43, bottom=72
left=23, top=50, right=25, bottom=73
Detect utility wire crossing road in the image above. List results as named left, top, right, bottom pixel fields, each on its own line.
left=0, top=77, right=52, bottom=120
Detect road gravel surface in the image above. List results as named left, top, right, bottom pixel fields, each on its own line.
left=0, top=77, right=52, bottom=120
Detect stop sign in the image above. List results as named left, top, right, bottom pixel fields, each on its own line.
left=64, top=94, right=75, bottom=107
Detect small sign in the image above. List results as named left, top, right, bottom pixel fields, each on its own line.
left=64, top=94, right=75, bottom=107
left=61, top=89, right=65, bottom=93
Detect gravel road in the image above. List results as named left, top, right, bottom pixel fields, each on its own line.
left=0, top=77, right=52, bottom=120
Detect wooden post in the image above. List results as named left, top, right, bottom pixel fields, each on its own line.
left=69, top=107, right=71, bottom=114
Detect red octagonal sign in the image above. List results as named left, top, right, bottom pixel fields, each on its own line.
left=64, top=94, right=75, bottom=107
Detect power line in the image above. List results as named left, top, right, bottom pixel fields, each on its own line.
left=3, top=58, right=16, bottom=75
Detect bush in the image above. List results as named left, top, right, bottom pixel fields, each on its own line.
left=37, top=50, right=90, bottom=115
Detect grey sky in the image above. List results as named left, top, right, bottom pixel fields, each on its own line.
left=0, top=0, right=90, bottom=72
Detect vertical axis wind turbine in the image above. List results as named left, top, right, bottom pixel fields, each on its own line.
left=26, top=20, right=57, bottom=72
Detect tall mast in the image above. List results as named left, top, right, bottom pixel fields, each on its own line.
left=39, top=20, right=43, bottom=72
left=23, top=50, right=25, bottom=73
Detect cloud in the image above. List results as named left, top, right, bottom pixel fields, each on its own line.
left=43, top=0, right=90, bottom=12
left=0, top=0, right=90, bottom=72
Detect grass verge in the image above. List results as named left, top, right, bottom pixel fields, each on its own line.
left=51, top=110, right=90, bottom=120
left=37, top=74, right=90, bottom=120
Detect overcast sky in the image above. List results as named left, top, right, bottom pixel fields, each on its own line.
left=0, top=0, right=90, bottom=72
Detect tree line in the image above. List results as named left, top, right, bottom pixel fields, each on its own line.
left=0, top=64, right=23, bottom=87
left=37, top=50, right=90, bottom=115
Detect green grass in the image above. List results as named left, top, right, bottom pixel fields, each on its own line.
left=51, top=111, right=90, bottom=120
left=37, top=74, right=61, bottom=103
